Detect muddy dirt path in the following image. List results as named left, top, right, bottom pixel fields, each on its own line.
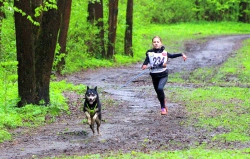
left=1, top=35, right=250, bottom=159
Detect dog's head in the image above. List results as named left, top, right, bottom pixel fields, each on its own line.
left=85, top=86, right=98, bottom=105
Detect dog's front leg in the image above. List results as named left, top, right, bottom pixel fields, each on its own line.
left=92, top=108, right=99, bottom=121
left=93, top=113, right=101, bottom=135
left=85, top=111, right=95, bottom=134
left=90, top=118, right=95, bottom=134
left=85, top=111, right=91, bottom=125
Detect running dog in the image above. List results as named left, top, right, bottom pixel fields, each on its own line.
left=83, top=86, right=102, bottom=135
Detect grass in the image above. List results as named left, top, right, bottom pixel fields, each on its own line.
left=48, top=148, right=250, bottom=159
left=169, top=86, right=250, bottom=141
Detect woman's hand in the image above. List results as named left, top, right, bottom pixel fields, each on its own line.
left=182, top=53, right=187, bottom=61
left=142, top=65, right=147, bottom=70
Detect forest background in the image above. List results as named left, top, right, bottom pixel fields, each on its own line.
left=0, top=0, right=250, bottom=157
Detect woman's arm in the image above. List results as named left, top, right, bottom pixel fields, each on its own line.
left=168, top=53, right=187, bottom=61
left=142, top=52, right=150, bottom=70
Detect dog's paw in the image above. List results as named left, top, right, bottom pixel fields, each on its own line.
left=93, top=133, right=101, bottom=136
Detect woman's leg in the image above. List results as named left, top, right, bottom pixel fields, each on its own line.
left=152, top=76, right=168, bottom=109
left=157, top=76, right=168, bottom=109
left=152, top=78, right=160, bottom=95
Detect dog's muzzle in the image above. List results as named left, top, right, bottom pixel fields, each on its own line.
left=86, top=95, right=96, bottom=104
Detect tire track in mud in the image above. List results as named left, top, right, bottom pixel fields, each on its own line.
left=0, top=35, right=250, bottom=159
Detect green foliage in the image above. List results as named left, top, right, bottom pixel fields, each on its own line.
left=193, top=0, right=244, bottom=21
left=44, top=0, right=58, bottom=10
left=16, top=105, right=48, bottom=126
left=51, top=80, right=86, bottom=95
left=1, top=2, right=16, bottom=62
left=137, top=0, right=196, bottom=24
left=133, top=0, right=250, bottom=24
left=0, top=130, right=11, bottom=143
left=0, top=77, right=86, bottom=142
left=12, top=7, right=40, bottom=26
left=13, top=0, right=58, bottom=26
left=64, top=1, right=90, bottom=72
left=0, top=61, right=18, bottom=111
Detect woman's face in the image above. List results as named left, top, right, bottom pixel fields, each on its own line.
left=152, top=37, right=162, bottom=49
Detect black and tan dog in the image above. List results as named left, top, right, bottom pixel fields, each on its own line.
left=83, top=86, right=102, bottom=135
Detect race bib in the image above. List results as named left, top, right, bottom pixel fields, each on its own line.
left=148, top=50, right=168, bottom=73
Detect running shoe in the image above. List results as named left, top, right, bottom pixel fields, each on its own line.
left=161, top=108, right=167, bottom=115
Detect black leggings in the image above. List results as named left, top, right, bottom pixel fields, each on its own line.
left=151, top=75, right=168, bottom=109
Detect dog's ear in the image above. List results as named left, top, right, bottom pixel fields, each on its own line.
left=87, top=86, right=90, bottom=90
left=94, top=86, right=97, bottom=91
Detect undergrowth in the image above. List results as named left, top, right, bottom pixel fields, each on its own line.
left=0, top=79, right=86, bottom=142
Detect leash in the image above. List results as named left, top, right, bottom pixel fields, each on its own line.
left=119, top=69, right=149, bottom=88
left=119, top=65, right=168, bottom=88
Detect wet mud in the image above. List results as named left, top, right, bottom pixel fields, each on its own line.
left=1, top=35, right=250, bottom=159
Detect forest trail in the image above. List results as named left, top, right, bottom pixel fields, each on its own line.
left=1, top=34, right=250, bottom=159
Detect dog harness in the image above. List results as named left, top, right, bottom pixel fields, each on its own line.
left=86, top=103, right=97, bottom=116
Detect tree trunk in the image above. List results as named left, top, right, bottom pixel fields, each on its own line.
left=14, top=0, right=62, bottom=107
left=239, top=2, right=248, bottom=22
left=194, top=0, right=200, bottom=20
left=87, top=0, right=105, bottom=58
left=14, top=0, right=37, bottom=107
left=87, top=1, right=95, bottom=23
left=56, top=0, right=72, bottom=75
left=124, top=0, right=133, bottom=57
left=35, top=3, right=61, bottom=105
left=107, top=0, right=118, bottom=59
left=95, top=0, right=105, bottom=58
